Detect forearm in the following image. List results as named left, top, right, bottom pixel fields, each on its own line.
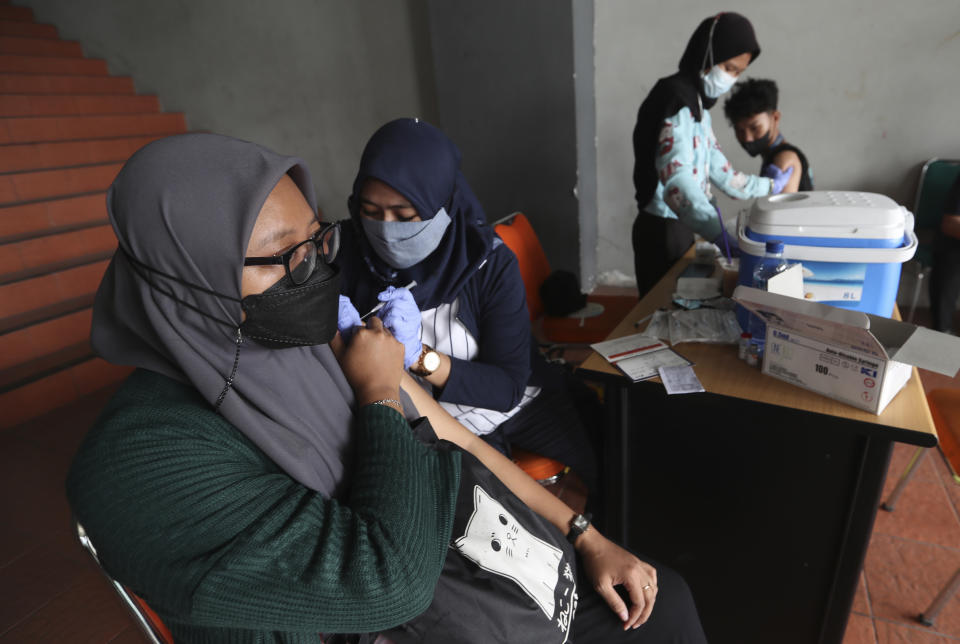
left=401, top=372, right=576, bottom=537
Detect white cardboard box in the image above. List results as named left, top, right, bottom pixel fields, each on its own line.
left=733, top=286, right=960, bottom=414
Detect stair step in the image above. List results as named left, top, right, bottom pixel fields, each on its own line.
left=0, top=36, right=81, bottom=58
left=0, top=20, right=58, bottom=39
left=0, top=355, right=132, bottom=430
left=0, top=258, right=110, bottom=320
left=0, top=307, right=91, bottom=370
left=0, top=73, right=133, bottom=94
left=0, top=54, right=107, bottom=75
left=0, top=93, right=158, bottom=117
left=0, top=162, right=122, bottom=202
left=0, top=224, right=115, bottom=281
left=0, top=112, right=185, bottom=143
left=0, top=135, right=157, bottom=173
left=0, top=6, right=32, bottom=22
left=0, top=338, right=90, bottom=390
left=0, top=193, right=106, bottom=241
left=0, top=291, right=93, bottom=335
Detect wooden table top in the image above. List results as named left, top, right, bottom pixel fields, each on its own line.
left=580, top=253, right=937, bottom=443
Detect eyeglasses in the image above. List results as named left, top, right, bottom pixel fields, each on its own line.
left=243, top=221, right=340, bottom=285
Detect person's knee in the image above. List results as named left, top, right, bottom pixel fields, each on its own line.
left=645, top=563, right=707, bottom=642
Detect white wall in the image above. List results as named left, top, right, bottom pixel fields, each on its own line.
left=592, top=0, right=960, bottom=282
left=22, top=0, right=437, bottom=218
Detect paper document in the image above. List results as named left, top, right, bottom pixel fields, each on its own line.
left=591, top=333, right=693, bottom=382
left=658, top=364, right=705, bottom=394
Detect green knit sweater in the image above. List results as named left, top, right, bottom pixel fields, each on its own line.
left=66, top=369, right=461, bottom=643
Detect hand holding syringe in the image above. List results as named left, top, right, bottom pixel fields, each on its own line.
left=360, top=280, right=418, bottom=321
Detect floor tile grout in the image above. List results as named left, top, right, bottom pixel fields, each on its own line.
left=872, top=615, right=960, bottom=641
left=868, top=530, right=960, bottom=554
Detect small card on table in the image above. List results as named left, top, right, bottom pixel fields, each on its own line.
left=591, top=333, right=692, bottom=382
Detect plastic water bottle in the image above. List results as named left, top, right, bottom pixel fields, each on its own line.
left=748, top=240, right=789, bottom=356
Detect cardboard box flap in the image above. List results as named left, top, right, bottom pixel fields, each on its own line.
left=733, top=286, right=886, bottom=358
left=867, top=315, right=960, bottom=376
left=733, top=286, right=960, bottom=378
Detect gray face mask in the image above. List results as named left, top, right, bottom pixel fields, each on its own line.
left=360, top=207, right=452, bottom=269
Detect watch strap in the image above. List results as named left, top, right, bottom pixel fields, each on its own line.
left=566, top=512, right=592, bottom=544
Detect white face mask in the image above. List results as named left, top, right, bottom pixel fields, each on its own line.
left=701, top=65, right=737, bottom=98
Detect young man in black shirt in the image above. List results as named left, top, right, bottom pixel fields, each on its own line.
left=724, top=78, right=813, bottom=193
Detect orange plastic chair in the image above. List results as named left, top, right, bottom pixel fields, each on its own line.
left=75, top=521, right=175, bottom=644
left=512, top=447, right=569, bottom=485
left=493, top=212, right=636, bottom=344
left=880, top=388, right=960, bottom=627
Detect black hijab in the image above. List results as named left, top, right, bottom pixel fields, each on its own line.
left=337, top=118, right=495, bottom=312
left=91, top=133, right=356, bottom=495
left=632, top=12, right=760, bottom=209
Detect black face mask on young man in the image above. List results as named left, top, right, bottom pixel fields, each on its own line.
left=742, top=132, right=772, bottom=157
left=241, top=262, right=342, bottom=349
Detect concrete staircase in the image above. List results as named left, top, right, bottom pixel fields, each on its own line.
left=0, top=3, right=186, bottom=429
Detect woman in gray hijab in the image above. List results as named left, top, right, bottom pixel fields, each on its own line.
left=68, top=133, right=706, bottom=644
left=66, top=133, right=461, bottom=640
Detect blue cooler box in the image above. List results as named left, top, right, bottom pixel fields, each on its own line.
left=736, top=191, right=917, bottom=327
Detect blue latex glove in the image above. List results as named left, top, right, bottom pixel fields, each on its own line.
left=337, top=295, right=362, bottom=340
left=377, top=286, right=423, bottom=369
left=763, top=163, right=794, bottom=195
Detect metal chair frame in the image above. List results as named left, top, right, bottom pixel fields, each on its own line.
left=75, top=521, right=172, bottom=644
left=907, top=158, right=960, bottom=323
left=880, top=388, right=960, bottom=627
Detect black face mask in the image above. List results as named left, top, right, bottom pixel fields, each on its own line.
left=240, top=262, right=341, bottom=348
left=742, top=132, right=772, bottom=157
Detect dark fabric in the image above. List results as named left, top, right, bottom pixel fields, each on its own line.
left=930, top=176, right=960, bottom=333
left=677, top=12, right=760, bottom=81
left=930, top=233, right=960, bottom=333
left=340, top=118, right=496, bottom=312
left=91, top=132, right=356, bottom=495
left=66, top=369, right=461, bottom=641
left=762, top=140, right=814, bottom=191
left=386, top=426, right=579, bottom=644
left=569, top=558, right=708, bottom=643
left=486, top=362, right=601, bottom=497
left=632, top=212, right=695, bottom=298
left=540, top=269, right=588, bottom=316
left=633, top=12, right=760, bottom=212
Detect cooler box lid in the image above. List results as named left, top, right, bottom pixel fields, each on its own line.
left=747, top=191, right=910, bottom=241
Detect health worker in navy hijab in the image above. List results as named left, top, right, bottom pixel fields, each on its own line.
left=336, top=118, right=599, bottom=495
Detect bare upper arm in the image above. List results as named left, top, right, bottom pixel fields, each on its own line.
left=772, top=149, right=803, bottom=193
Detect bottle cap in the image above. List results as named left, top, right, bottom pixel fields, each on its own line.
left=765, top=240, right=785, bottom=254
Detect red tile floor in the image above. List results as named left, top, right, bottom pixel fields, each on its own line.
left=844, top=364, right=960, bottom=644
left=0, top=314, right=957, bottom=643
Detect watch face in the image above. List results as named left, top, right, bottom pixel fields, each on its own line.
left=423, top=350, right=441, bottom=372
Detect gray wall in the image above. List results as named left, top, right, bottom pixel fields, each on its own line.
left=426, top=0, right=580, bottom=274
left=591, top=0, right=960, bottom=283
left=21, top=0, right=437, bottom=219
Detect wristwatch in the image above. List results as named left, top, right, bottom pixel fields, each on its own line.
left=411, top=344, right=441, bottom=376
left=566, top=513, right=592, bottom=544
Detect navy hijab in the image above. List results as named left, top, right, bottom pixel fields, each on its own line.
left=338, top=118, right=495, bottom=312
